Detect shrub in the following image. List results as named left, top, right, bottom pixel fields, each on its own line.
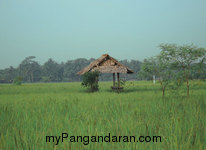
left=81, top=71, right=100, bottom=92
left=13, top=76, right=23, bottom=85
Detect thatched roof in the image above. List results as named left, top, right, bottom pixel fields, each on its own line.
left=77, top=54, right=134, bottom=75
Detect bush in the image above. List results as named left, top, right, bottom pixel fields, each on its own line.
left=42, top=76, right=50, bottom=83
left=13, top=76, right=23, bottom=85
left=81, top=71, right=100, bottom=92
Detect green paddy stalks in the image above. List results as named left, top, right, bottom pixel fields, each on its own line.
left=0, top=81, right=205, bottom=150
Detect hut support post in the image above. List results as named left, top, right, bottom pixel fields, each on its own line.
left=113, top=73, right=115, bottom=87
left=117, top=73, right=120, bottom=88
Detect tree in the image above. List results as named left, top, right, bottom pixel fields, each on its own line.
left=18, top=56, right=41, bottom=82
left=64, top=58, right=93, bottom=81
left=0, top=66, right=17, bottom=83
left=81, top=71, right=100, bottom=92
left=159, top=44, right=206, bottom=97
left=139, top=55, right=173, bottom=97
left=42, top=59, right=63, bottom=82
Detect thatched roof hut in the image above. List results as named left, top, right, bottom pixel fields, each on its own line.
left=77, top=54, right=134, bottom=91
left=77, top=54, right=133, bottom=75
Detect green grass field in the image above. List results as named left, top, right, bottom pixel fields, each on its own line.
left=0, top=81, right=205, bottom=150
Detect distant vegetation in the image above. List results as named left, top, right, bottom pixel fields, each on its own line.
left=0, top=57, right=141, bottom=83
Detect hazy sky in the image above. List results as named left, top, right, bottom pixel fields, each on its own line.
left=0, top=0, right=206, bottom=69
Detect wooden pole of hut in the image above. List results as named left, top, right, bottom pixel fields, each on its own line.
left=117, top=73, right=120, bottom=88
left=113, top=73, right=115, bottom=87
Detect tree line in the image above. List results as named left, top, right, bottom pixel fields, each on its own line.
left=0, top=56, right=141, bottom=83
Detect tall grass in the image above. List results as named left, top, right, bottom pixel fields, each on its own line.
left=0, top=81, right=205, bottom=150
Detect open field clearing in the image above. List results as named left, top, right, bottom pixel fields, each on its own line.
left=0, top=81, right=205, bottom=150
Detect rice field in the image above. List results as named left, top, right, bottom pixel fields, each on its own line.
left=0, top=81, right=205, bottom=150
